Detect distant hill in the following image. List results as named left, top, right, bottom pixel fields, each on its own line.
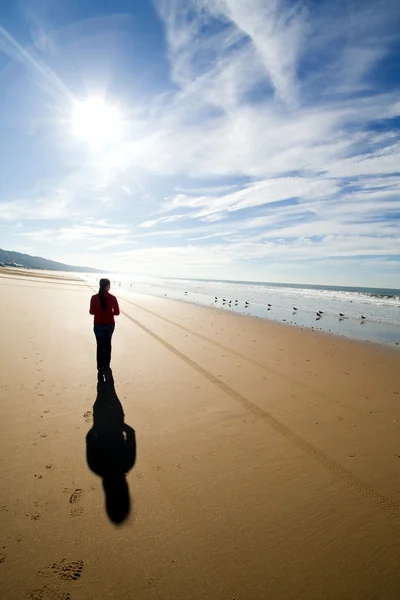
left=0, top=248, right=103, bottom=273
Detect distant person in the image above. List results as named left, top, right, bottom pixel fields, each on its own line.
left=89, top=278, right=120, bottom=378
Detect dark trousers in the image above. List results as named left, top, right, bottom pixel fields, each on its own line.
left=94, top=324, right=115, bottom=369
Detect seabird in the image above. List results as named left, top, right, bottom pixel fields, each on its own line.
left=339, top=313, right=345, bottom=317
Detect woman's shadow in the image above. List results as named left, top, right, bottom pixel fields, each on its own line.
left=86, top=368, right=136, bottom=524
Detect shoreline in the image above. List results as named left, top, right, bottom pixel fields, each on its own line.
left=85, top=273, right=400, bottom=348
left=4, top=267, right=398, bottom=348
left=96, top=281, right=400, bottom=351
left=4, top=267, right=398, bottom=352
left=122, top=287, right=400, bottom=355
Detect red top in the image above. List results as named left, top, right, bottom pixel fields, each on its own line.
left=90, top=291, right=120, bottom=325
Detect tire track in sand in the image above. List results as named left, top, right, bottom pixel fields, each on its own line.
left=121, top=308, right=400, bottom=520
left=117, top=294, right=386, bottom=424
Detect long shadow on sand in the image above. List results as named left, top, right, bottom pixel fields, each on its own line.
left=86, top=368, right=136, bottom=524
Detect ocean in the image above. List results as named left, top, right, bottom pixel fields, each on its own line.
left=83, top=274, right=400, bottom=348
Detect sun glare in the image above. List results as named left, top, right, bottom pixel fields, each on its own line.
left=70, top=97, right=122, bottom=148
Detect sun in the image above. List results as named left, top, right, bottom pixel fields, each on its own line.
left=70, top=97, right=122, bottom=148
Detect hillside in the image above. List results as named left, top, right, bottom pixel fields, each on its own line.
left=0, top=248, right=103, bottom=273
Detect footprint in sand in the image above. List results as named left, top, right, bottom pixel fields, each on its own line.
left=69, top=489, right=83, bottom=504
left=0, top=553, right=5, bottom=564
left=38, top=559, right=84, bottom=582
left=83, top=410, right=92, bottom=423
left=29, top=584, right=72, bottom=600
left=69, top=489, right=84, bottom=518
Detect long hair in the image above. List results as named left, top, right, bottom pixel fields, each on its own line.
left=98, top=278, right=110, bottom=312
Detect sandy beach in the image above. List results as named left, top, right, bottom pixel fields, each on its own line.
left=1, top=269, right=400, bottom=600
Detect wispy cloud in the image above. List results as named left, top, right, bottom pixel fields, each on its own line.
left=0, top=24, right=72, bottom=100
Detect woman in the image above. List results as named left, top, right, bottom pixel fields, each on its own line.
left=89, top=278, right=120, bottom=378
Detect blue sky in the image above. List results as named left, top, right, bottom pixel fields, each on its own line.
left=0, top=0, right=399, bottom=286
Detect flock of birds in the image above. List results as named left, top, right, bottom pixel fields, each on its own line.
left=183, top=292, right=368, bottom=321
left=118, top=286, right=368, bottom=321
left=214, top=297, right=251, bottom=309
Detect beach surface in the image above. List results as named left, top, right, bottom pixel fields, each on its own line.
left=1, top=269, right=400, bottom=600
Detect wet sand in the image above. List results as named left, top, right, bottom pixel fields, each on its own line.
left=1, top=270, right=400, bottom=600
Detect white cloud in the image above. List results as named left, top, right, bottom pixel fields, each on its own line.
left=138, top=214, right=188, bottom=228
left=161, top=177, right=339, bottom=215
left=203, top=0, right=306, bottom=105
left=58, top=224, right=130, bottom=241
left=113, top=234, right=399, bottom=275
left=16, top=222, right=132, bottom=249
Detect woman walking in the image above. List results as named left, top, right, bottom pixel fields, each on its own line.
left=90, top=278, right=120, bottom=379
